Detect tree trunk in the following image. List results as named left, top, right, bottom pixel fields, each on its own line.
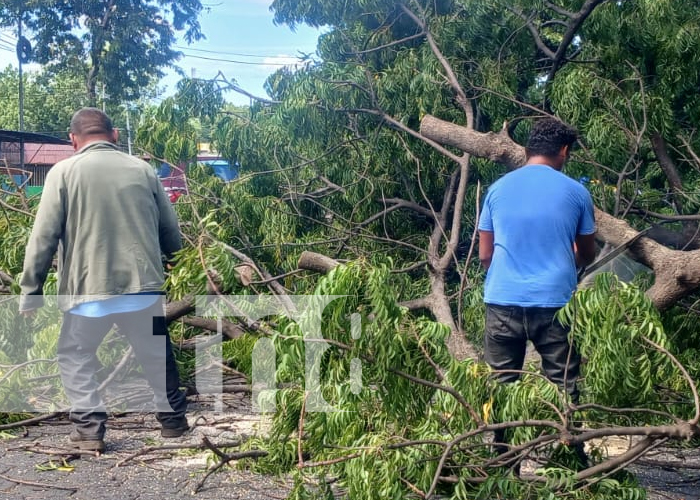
left=427, top=272, right=479, bottom=360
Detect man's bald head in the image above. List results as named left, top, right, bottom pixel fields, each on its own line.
left=69, top=107, right=118, bottom=149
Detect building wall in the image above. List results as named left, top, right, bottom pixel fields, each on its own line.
left=0, top=142, right=74, bottom=187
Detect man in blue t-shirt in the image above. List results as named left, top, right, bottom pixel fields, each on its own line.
left=478, top=118, right=596, bottom=458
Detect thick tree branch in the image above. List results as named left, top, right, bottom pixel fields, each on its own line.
left=594, top=208, right=700, bottom=309
left=165, top=295, right=196, bottom=323
left=181, top=317, right=246, bottom=340
left=420, top=116, right=524, bottom=168
left=544, top=0, right=576, bottom=18
left=510, top=0, right=608, bottom=86
left=0, top=269, right=13, bottom=294
left=439, top=156, right=470, bottom=270
left=650, top=132, right=685, bottom=210
left=545, top=0, right=608, bottom=82
left=508, top=6, right=557, bottom=59
left=297, top=251, right=340, bottom=273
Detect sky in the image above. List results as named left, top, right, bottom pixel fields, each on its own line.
left=0, top=0, right=322, bottom=106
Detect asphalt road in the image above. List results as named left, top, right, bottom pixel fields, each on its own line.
left=0, top=398, right=697, bottom=500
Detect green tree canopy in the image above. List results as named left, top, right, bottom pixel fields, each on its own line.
left=0, top=66, right=87, bottom=134
left=0, top=0, right=204, bottom=104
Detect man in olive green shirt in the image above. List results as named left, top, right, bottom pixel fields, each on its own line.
left=20, top=108, right=188, bottom=452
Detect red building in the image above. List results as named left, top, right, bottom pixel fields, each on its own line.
left=0, top=130, right=73, bottom=195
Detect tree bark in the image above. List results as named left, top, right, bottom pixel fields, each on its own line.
left=165, top=295, right=196, bottom=323
left=427, top=273, right=479, bottom=360
left=298, top=251, right=340, bottom=273
left=0, top=270, right=13, bottom=294
left=650, top=132, right=684, bottom=204
left=420, top=115, right=525, bottom=168
left=181, top=316, right=246, bottom=340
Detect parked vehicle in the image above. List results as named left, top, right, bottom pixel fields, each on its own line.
left=197, top=156, right=238, bottom=182
left=156, top=156, right=238, bottom=202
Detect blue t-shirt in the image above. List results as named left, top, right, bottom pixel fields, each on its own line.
left=478, top=164, right=596, bottom=307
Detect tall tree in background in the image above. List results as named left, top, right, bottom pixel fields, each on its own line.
left=0, top=67, right=88, bottom=134
left=0, top=0, right=204, bottom=105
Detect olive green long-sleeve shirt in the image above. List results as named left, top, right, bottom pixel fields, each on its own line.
left=19, top=141, right=181, bottom=312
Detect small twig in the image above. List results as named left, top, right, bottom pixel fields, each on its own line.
left=410, top=328, right=444, bottom=382
left=0, top=358, right=57, bottom=385
left=297, top=392, right=308, bottom=467
left=457, top=180, right=481, bottom=331
left=642, top=335, right=700, bottom=425
left=115, top=439, right=242, bottom=467
left=0, top=412, right=62, bottom=431
left=6, top=445, right=81, bottom=457
left=0, top=472, right=77, bottom=491
left=193, top=441, right=268, bottom=493
left=300, top=452, right=363, bottom=468
left=400, top=476, right=427, bottom=498
left=201, top=435, right=229, bottom=460
left=96, top=346, right=134, bottom=392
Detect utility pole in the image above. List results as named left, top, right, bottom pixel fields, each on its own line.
left=17, top=14, right=25, bottom=171
left=125, top=107, right=132, bottom=155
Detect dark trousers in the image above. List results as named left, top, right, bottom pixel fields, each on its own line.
left=484, top=304, right=581, bottom=459
left=57, top=301, right=187, bottom=438
left=483, top=304, right=580, bottom=402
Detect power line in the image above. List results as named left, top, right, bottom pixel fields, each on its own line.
left=0, top=35, right=15, bottom=46
left=180, top=52, right=303, bottom=66
left=0, top=33, right=16, bottom=45
left=176, top=45, right=276, bottom=59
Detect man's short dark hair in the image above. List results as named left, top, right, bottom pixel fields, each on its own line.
left=525, top=118, right=578, bottom=158
left=69, top=107, right=114, bottom=137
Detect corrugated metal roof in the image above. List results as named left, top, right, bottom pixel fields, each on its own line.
left=0, top=129, right=70, bottom=145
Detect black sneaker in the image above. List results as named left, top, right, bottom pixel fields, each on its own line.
left=69, top=430, right=105, bottom=452
left=161, top=419, right=190, bottom=438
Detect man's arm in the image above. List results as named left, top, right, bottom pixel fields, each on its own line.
left=19, top=169, right=65, bottom=312
left=574, top=187, right=597, bottom=268
left=479, top=230, right=494, bottom=270
left=154, top=179, right=182, bottom=259
left=574, top=233, right=596, bottom=268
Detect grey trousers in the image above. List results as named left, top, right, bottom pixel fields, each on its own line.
left=483, top=304, right=580, bottom=402
left=57, top=300, right=188, bottom=438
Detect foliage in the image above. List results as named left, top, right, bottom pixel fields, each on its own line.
left=135, top=77, right=226, bottom=164
left=0, top=67, right=87, bottom=134
left=561, top=273, right=676, bottom=409
left=549, top=0, right=700, bottom=215
left=233, top=264, right=659, bottom=499
left=135, top=97, right=198, bottom=165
